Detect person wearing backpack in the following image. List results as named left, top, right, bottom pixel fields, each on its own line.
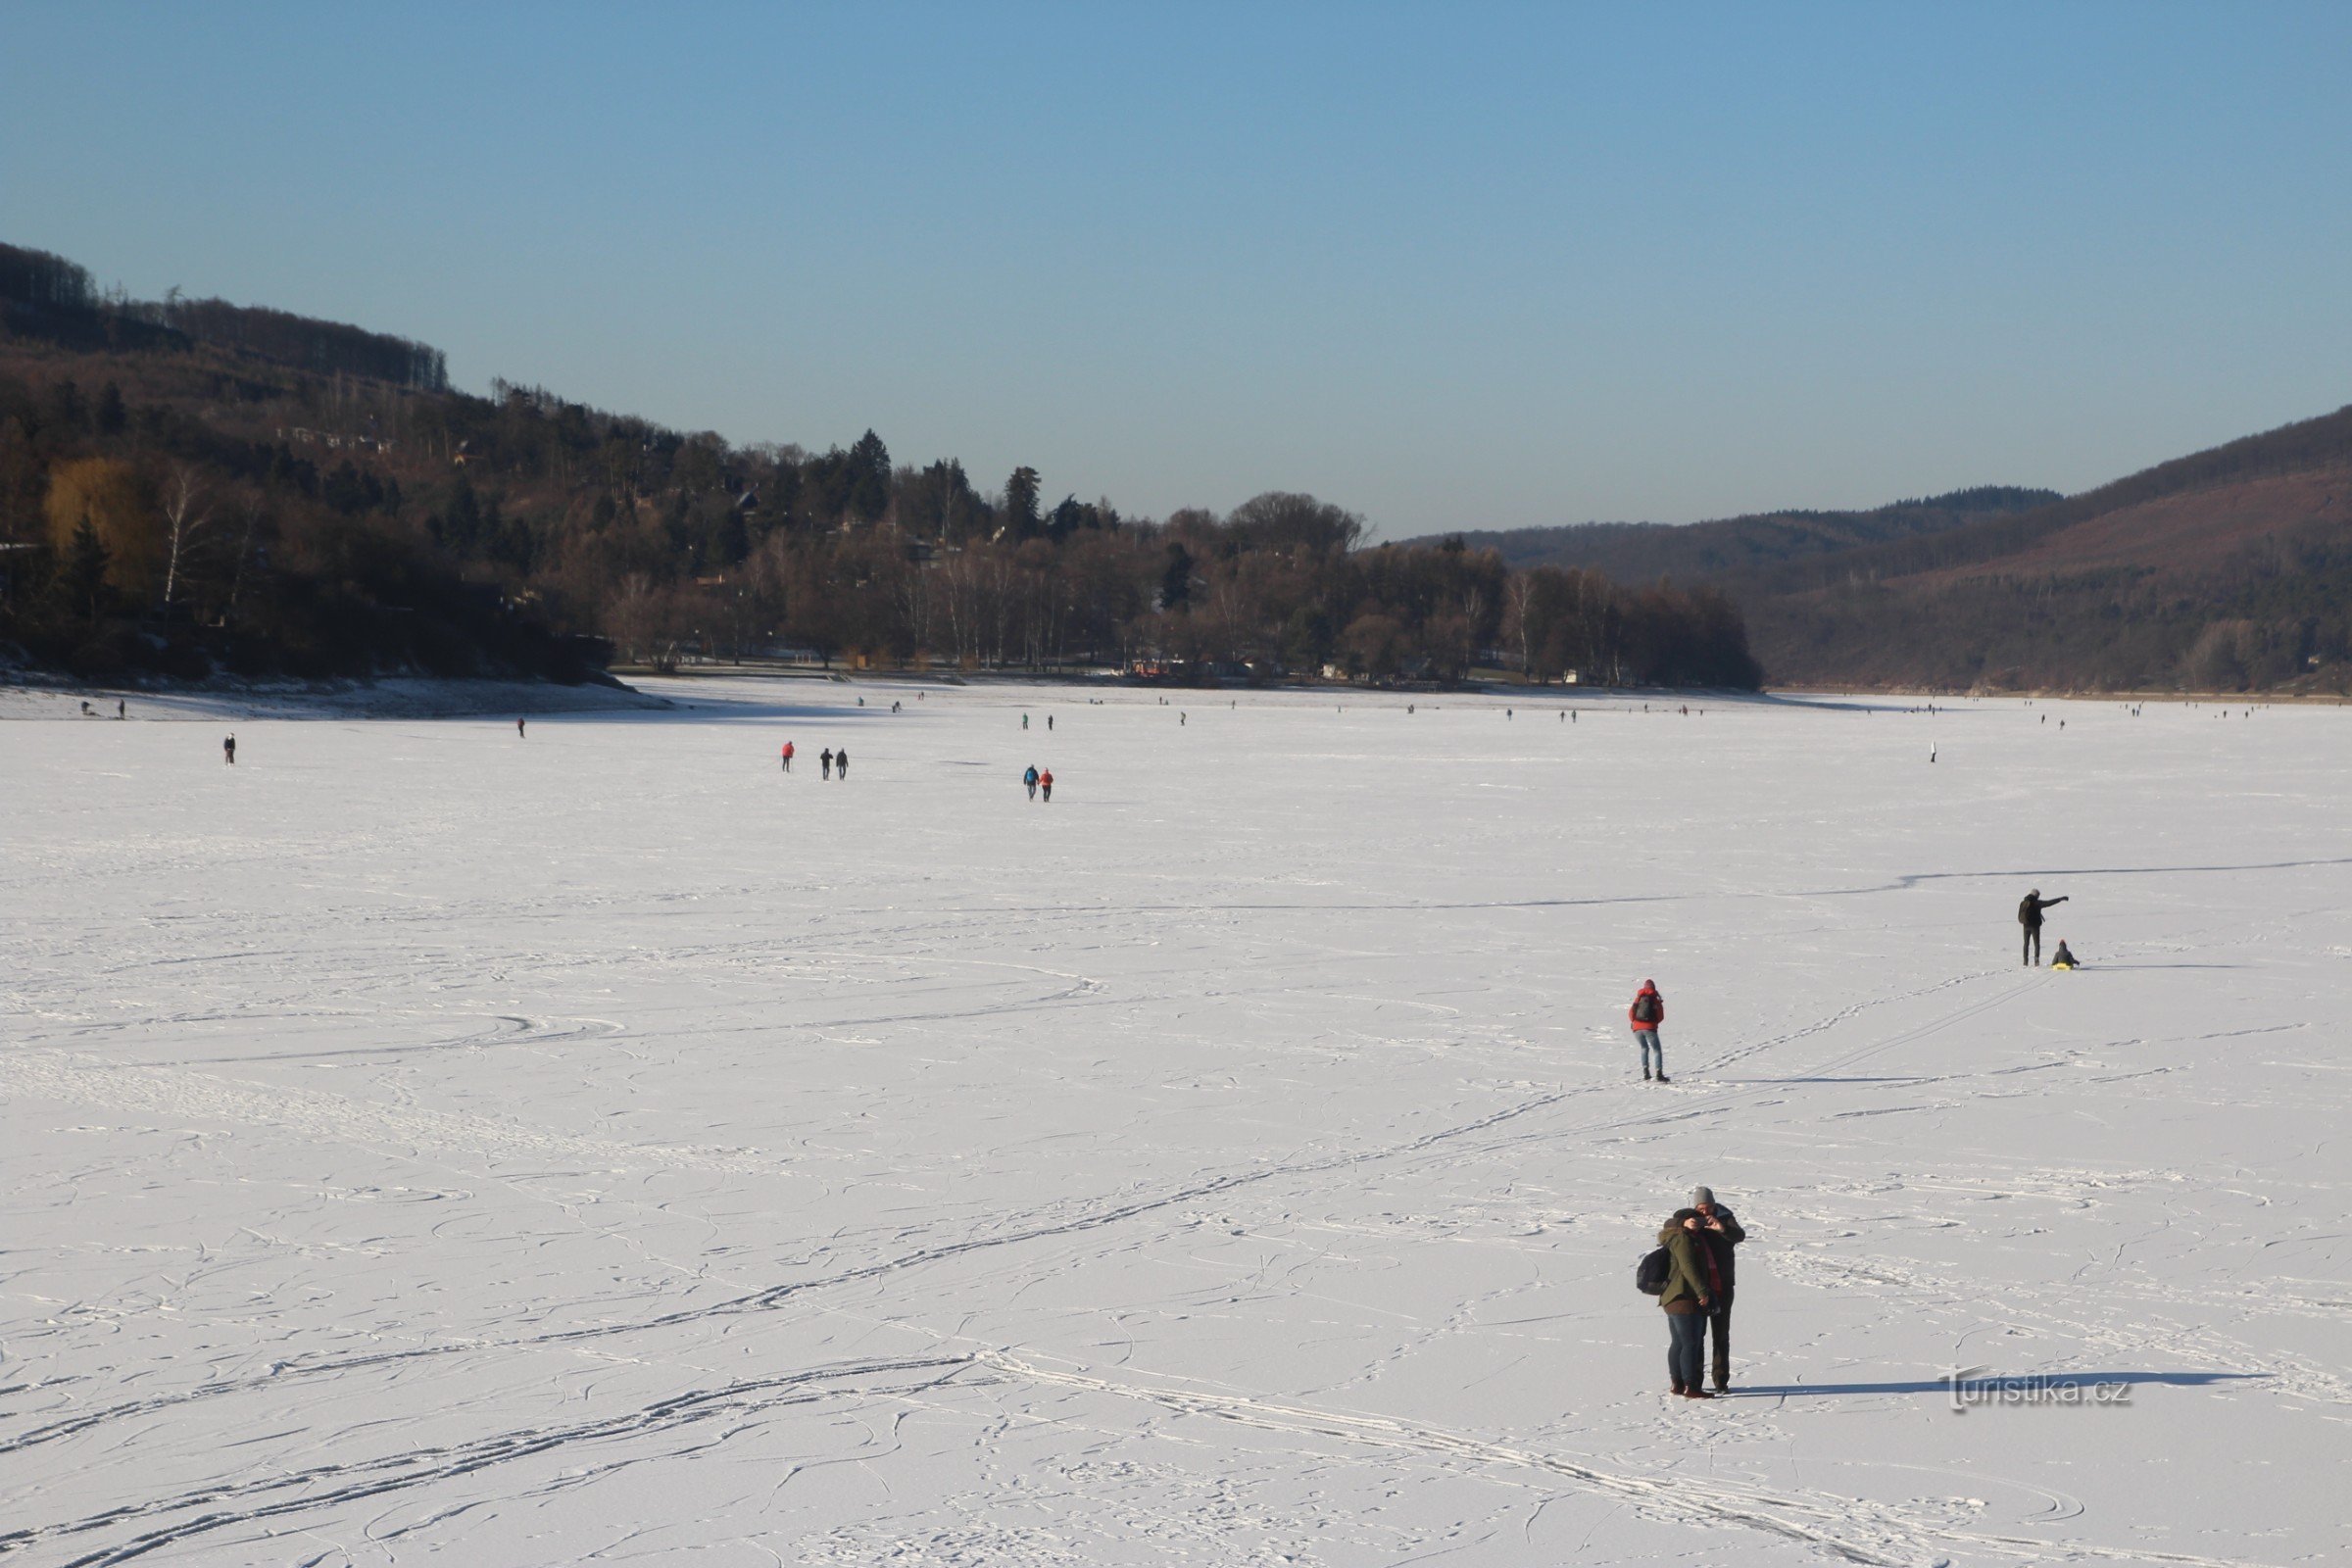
left=1654, top=1206, right=1721, bottom=1397
left=1629, top=980, right=1667, bottom=1082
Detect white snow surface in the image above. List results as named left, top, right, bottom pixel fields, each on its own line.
left=3, top=678, right=2346, bottom=1567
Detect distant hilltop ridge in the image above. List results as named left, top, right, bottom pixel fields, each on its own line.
left=1405, top=486, right=2060, bottom=582
left=1407, top=407, right=2352, bottom=693
left=0, top=241, right=448, bottom=391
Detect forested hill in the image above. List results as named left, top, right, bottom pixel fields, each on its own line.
left=0, top=240, right=1760, bottom=688
left=1408, top=487, right=2058, bottom=581
left=1418, top=407, right=2352, bottom=693
left=1742, top=405, right=2352, bottom=690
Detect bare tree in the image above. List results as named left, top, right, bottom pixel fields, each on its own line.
left=160, top=464, right=214, bottom=608
left=1504, top=571, right=1537, bottom=676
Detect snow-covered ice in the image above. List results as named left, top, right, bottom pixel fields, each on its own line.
left=3, top=679, right=2346, bottom=1566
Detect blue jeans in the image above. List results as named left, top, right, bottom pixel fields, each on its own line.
left=1636, top=1030, right=1662, bottom=1073
left=1668, top=1310, right=1707, bottom=1389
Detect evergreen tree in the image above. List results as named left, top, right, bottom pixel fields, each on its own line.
left=847, top=429, right=892, bottom=523
left=94, top=381, right=127, bottom=436
left=1160, top=543, right=1195, bottom=611
left=1004, top=466, right=1041, bottom=538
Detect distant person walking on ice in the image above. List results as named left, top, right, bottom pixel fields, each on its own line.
left=835, top=747, right=850, bottom=778
left=821, top=748, right=833, bottom=780
left=1655, top=1205, right=1721, bottom=1397
left=1630, top=979, right=1667, bottom=1082
left=1024, top=764, right=1040, bottom=801
left=2018, top=888, right=2068, bottom=966
left=222, top=733, right=236, bottom=765
left=781, top=740, right=795, bottom=772
left=1039, top=768, right=1054, bottom=803
left=516, top=717, right=526, bottom=738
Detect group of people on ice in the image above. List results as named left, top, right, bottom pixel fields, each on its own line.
left=1022, top=764, right=1054, bottom=802
left=776, top=741, right=851, bottom=778
left=1636, top=884, right=2080, bottom=1400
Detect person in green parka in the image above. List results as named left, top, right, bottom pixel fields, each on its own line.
left=1657, top=1206, right=1724, bottom=1398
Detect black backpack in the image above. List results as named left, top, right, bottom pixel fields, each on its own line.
left=1636, top=1247, right=1671, bottom=1296
left=1633, top=992, right=1661, bottom=1024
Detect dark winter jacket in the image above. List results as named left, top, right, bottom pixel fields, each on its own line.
left=1655, top=1217, right=1720, bottom=1313
left=2018, top=894, right=2067, bottom=929
left=1690, top=1207, right=1744, bottom=1292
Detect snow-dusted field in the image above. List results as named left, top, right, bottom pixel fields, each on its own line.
left=4, top=678, right=2346, bottom=1567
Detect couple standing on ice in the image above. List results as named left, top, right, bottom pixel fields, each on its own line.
left=1652, top=1187, right=1744, bottom=1397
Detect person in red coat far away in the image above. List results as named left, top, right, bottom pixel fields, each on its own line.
left=1039, top=768, right=1054, bottom=803
left=1630, top=979, right=1668, bottom=1083
left=781, top=740, right=795, bottom=773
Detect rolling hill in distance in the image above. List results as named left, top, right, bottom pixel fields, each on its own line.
left=1412, top=408, right=2352, bottom=692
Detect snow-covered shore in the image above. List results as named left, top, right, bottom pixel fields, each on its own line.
left=0, top=673, right=668, bottom=721
left=3, top=679, right=2344, bottom=1565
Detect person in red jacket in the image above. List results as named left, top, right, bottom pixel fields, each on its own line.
left=780, top=740, right=795, bottom=773
left=1630, top=979, right=1667, bottom=1083
left=1039, top=767, right=1054, bottom=803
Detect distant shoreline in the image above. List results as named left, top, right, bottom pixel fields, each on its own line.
left=0, top=672, right=669, bottom=721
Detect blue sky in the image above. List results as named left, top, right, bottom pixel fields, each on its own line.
left=7, top=2, right=2349, bottom=535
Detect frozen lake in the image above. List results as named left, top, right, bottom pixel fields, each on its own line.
left=4, top=678, right=2346, bottom=1566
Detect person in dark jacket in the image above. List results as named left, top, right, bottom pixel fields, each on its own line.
left=2018, top=888, right=2069, bottom=965
left=835, top=747, right=850, bottom=778
left=820, top=748, right=833, bottom=779
left=1656, top=1207, right=1721, bottom=1397
left=1689, top=1186, right=1745, bottom=1393
left=1023, top=764, right=1040, bottom=801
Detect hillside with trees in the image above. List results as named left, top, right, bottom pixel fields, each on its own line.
left=0, top=240, right=1759, bottom=690
left=1417, top=486, right=2059, bottom=581
left=1438, top=411, right=2352, bottom=693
